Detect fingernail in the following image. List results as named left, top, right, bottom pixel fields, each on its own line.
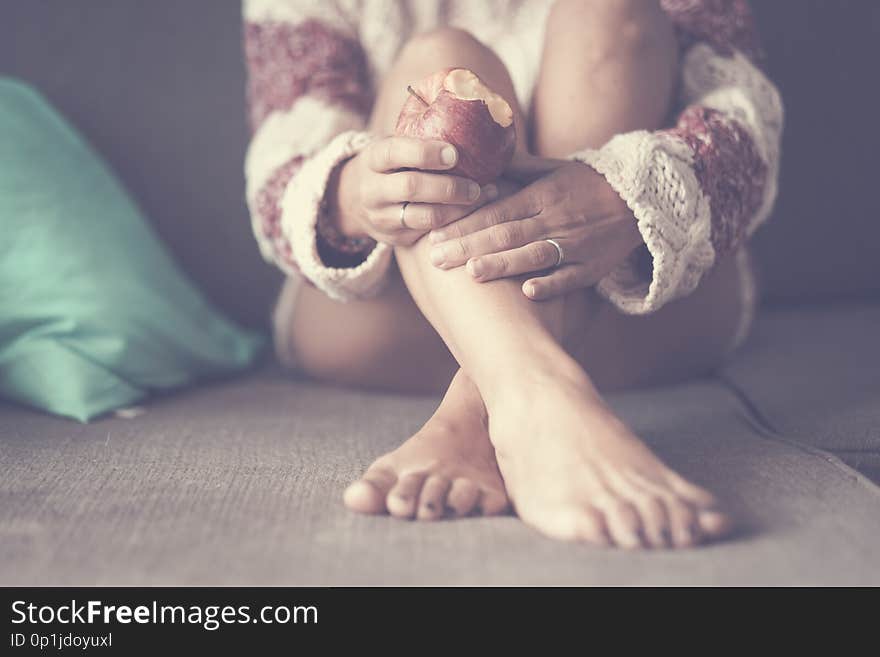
left=483, top=184, right=498, bottom=200
left=441, top=146, right=457, bottom=166
left=523, top=282, right=537, bottom=298
left=468, top=182, right=481, bottom=201
left=430, top=248, right=446, bottom=267
left=467, top=258, right=483, bottom=278
left=429, top=230, right=446, bottom=244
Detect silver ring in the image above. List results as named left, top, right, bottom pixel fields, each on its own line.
left=545, top=238, right=564, bottom=269
left=399, top=202, right=410, bottom=229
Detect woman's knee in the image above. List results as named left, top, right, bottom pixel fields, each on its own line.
left=546, top=0, right=674, bottom=48
left=397, top=28, right=517, bottom=100
left=373, top=27, right=520, bottom=135
left=400, top=27, right=494, bottom=64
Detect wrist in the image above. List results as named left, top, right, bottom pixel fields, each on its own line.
left=584, top=162, right=643, bottom=254
left=615, top=200, right=643, bottom=253
left=329, top=156, right=367, bottom=239
left=318, top=156, right=376, bottom=258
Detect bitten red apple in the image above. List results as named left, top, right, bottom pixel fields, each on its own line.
left=395, top=68, right=516, bottom=185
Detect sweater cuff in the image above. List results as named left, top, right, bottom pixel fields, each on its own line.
left=281, top=130, right=393, bottom=302
left=573, top=131, right=715, bottom=315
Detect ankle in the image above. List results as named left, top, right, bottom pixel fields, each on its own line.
left=477, top=340, right=597, bottom=408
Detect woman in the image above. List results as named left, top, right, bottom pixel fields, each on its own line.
left=244, top=0, right=782, bottom=549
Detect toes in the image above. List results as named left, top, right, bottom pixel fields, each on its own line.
left=387, top=472, right=427, bottom=519
left=599, top=499, right=644, bottom=549
left=573, top=507, right=612, bottom=547
left=416, top=475, right=451, bottom=521
left=343, top=467, right=397, bottom=514
left=478, top=488, right=510, bottom=516
left=628, top=469, right=726, bottom=548
left=446, top=478, right=481, bottom=517
left=665, top=471, right=718, bottom=509
left=663, top=498, right=701, bottom=548
left=697, top=509, right=733, bottom=540
left=632, top=495, right=670, bottom=549
left=543, top=507, right=611, bottom=546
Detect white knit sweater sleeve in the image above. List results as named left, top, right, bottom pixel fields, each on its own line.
left=243, top=0, right=392, bottom=302
left=571, top=2, right=783, bottom=315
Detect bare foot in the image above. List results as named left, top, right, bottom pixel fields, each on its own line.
left=488, top=370, right=732, bottom=549
left=344, top=372, right=509, bottom=520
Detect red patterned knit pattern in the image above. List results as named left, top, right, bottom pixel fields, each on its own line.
left=253, top=155, right=304, bottom=269
left=244, top=17, right=373, bottom=270
left=661, top=0, right=763, bottom=61
left=661, top=0, right=769, bottom=256
left=667, top=106, right=767, bottom=253
left=244, top=19, right=371, bottom=132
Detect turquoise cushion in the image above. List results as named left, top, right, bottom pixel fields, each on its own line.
left=0, top=79, right=264, bottom=422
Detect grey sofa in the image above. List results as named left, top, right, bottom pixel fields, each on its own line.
left=1, top=1, right=878, bottom=585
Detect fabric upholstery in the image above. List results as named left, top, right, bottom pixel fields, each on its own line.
left=721, top=302, right=880, bottom=478
left=1, top=368, right=877, bottom=586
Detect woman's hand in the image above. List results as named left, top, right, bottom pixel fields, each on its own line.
left=331, top=136, right=497, bottom=246
left=426, top=157, right=644, bottom=300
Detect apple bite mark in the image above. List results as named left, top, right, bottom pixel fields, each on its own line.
left=395, top=68, right=516, bottom=185
left=443, top=68, right=513, bottom=128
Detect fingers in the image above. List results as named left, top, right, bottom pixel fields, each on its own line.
left=364, top=189, right=500, bottom=246
left=365, top=137, right=459, bottom=173
left=381, top=171, right=485, bottom=206
left=522, top=264, right=597, bottom=300
left=464, top=239, right=561, bottom=281
left=428, top=187, right=540, bottom=244
left=429, top=216, right=545, bottom=269
left=377, top=202, right=485, bottom=234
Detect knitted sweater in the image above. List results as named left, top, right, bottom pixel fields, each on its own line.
left=243, top=0, right=783, bottom=316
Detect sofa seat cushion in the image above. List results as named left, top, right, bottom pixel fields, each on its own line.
left=720, top=302, right=880, bottom=476
left=1, top=369, right=877, bottom=586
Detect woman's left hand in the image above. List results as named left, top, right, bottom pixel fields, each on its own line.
left=426, top=157, right=644, bottom=300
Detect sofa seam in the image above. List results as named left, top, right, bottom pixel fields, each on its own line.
left=713, top=374, right=880, bottom=497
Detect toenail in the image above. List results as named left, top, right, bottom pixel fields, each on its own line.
left=425, top=501, right=436, bottom=511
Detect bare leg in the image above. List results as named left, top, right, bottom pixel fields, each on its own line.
left=341, top=28, right=524, bottom=520
left=285, top=17, right=736, bottom=545
left=371, top=12, right=728, bottom=547
left=532, top=0, right=745, bottom=392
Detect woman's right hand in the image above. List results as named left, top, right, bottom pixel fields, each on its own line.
left=332, top=136, right=498, bottom=246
